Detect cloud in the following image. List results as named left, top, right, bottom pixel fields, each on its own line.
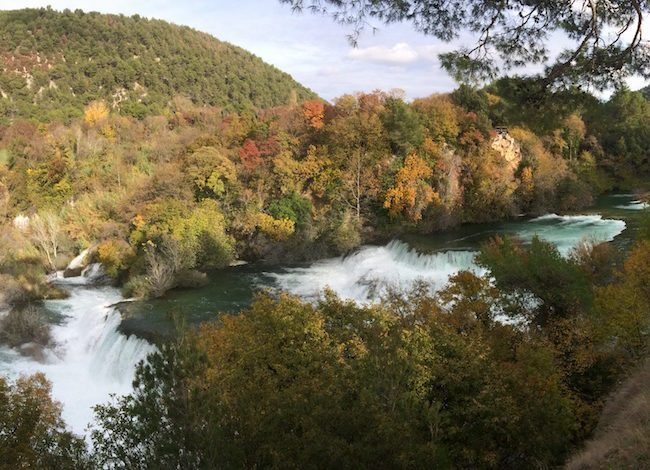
left=347, top=42, right=419, bottom=65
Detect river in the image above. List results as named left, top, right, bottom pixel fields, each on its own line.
left=0, top=194, right=643, bottom=437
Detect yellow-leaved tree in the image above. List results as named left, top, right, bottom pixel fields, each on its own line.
left=83, top=100, right=109, bottom=127
left=384, top=152, right=439, bottom=221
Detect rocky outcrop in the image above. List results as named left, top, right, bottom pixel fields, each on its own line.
left=491, top=132, right=521, bottom=174
left=63, top=247, right=94, bottom=278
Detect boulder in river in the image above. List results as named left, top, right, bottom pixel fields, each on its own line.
left=63, top=247, right=94, bottom=278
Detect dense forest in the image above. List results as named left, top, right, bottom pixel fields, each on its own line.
left=0, top=8, right=316, bottom=122
left=1, top=7, right=650, bottom=469
left=0, top=76, right=648, bottom=303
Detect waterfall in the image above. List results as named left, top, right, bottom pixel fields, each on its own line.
left=0, top=285, right=156, bottom=436
left=270, top=240, right=481, bottom=303
left=270, top=213, right=626, bottom=301
left=616, top=200, right=649, bottom=211
left=524, top=214, right=626, bottom=255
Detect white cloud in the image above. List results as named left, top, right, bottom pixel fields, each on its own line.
left=347, top=42, right=419, bottom=65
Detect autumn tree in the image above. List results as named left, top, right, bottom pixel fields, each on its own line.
left=239, top=139, right=263, bottom=172
left=303, top=99, right=325, bottom=130
left=91, top=287, right=582, bottom=468
left=562, top=114, right=587, bottom=162
left=412, top=94, right=460, bottom=144
left=384, top=152, right=439, bottom=222
left=327, top=93, right=389, bottom=220
left=185, top=146, right=238, bottom=201
left=29, top=211, right=62, bottom=271
left=0, top=374, right=87, bottom=468
left=83, top=100, right=109, bottom=127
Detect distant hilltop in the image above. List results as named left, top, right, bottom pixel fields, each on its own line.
left=0, top=8, right=317, bottom=122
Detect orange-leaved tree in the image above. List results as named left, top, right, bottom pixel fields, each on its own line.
left=384, top=152, right=439, bottom=221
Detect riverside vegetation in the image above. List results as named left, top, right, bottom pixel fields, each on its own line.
left=1, top=7, right=650, bottom=469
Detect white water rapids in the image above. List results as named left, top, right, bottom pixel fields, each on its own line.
left=0, top=212, right=628, bottom=437
left=271, top=213, right=627, bottom=303
left=0, top=270, right=155, bottom=436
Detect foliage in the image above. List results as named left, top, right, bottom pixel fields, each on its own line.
left=96, top=239, right=135, bottom=279
left=302, top=99, right=325, bottom=130
left=91, top=286, right=581, bottom=468
left=0, top=57, right=641, bottom=298
left=267, top=192, right=312, bottom=228
left=477, top=236, right=593, bottom=326
left=0, top=8, right=316, bottom=122
left=384, top=152, right=438, bottom=221
left=0, top=373, right=87, bottom=469
left=256, top=212, right=296, bottom=241
left=281, top=0, right=649, bottom=90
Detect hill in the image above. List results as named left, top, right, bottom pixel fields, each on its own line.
left=0, top=8, right=316, bottom=122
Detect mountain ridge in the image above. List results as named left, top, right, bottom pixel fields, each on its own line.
left=0, top=7, right=317, bottom=122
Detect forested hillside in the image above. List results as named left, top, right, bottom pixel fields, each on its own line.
left=0, top=81, right=647, bottom=304
left=0, top=8, right=316, bottom=122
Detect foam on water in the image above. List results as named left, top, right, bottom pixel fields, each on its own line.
left=522, top=214, right=626, bottom=255
left=616, top=200, right=649, bottom=210
left=0, top=285, right=155, bottom=436
left=271, top=213, right=626, bottom=301
left=271, top=240, right=481, bottom=303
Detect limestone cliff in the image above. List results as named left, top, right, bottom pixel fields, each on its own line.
left=491, top=132, right=521, bottom=174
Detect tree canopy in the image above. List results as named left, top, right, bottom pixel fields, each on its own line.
left=280, top=0, right=650, bottom=91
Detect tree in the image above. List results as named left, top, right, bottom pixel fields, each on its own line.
left=382, top=95, right=423, bottom=156
left=412, top=94, right=460, bottom=144
left=477, top=236, right=593, bottom=326
left=562, top=114, right=587, bottom=162
left=239, top=139, right=263, bottom=172
left=83, top=100, right=109, bottom=127
left=280, top=0, right=649, bottom=90
left=327, top=93, right=389, bottom=221
left=0, top=374, right=87, bottom=469
left=303, top=99, right=325, bottom=130
left=384, top=152, right=438, bottom=222
left=90, top=288, right=583, bottom=468
left=29, top=211, right=62, bottom=271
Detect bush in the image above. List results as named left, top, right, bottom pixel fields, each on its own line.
left=0, top=373, right=88, bottom=468
left=267, top=192, right=313, bottom=228
left=0, top=305, right=51, bottom=347
left=0, top=274, right=29, bottom=308
left=97, top=239, right=136, bottom=279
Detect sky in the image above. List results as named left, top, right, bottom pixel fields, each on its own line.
left=1, top=1, right=647, bottom=100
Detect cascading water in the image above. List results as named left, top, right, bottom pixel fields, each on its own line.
left=270, top=241, right=480, bottom=303
left=0, top=271, right=156, bottom=436
left=521, top=214, right=627, bottom=255
left=616, top=200, right=649, bottom=210
left=271, top=213, right=627, bottom=301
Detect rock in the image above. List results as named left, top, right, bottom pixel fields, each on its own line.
left=63, top=267, right=83, bottom=278
left=63, top=247, right=93, bottom=278
left=18, top=342, right=46, bottom=362
left=491, top=132, right=521, bottom=174
left=13, top=214, right=29, bottom=231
